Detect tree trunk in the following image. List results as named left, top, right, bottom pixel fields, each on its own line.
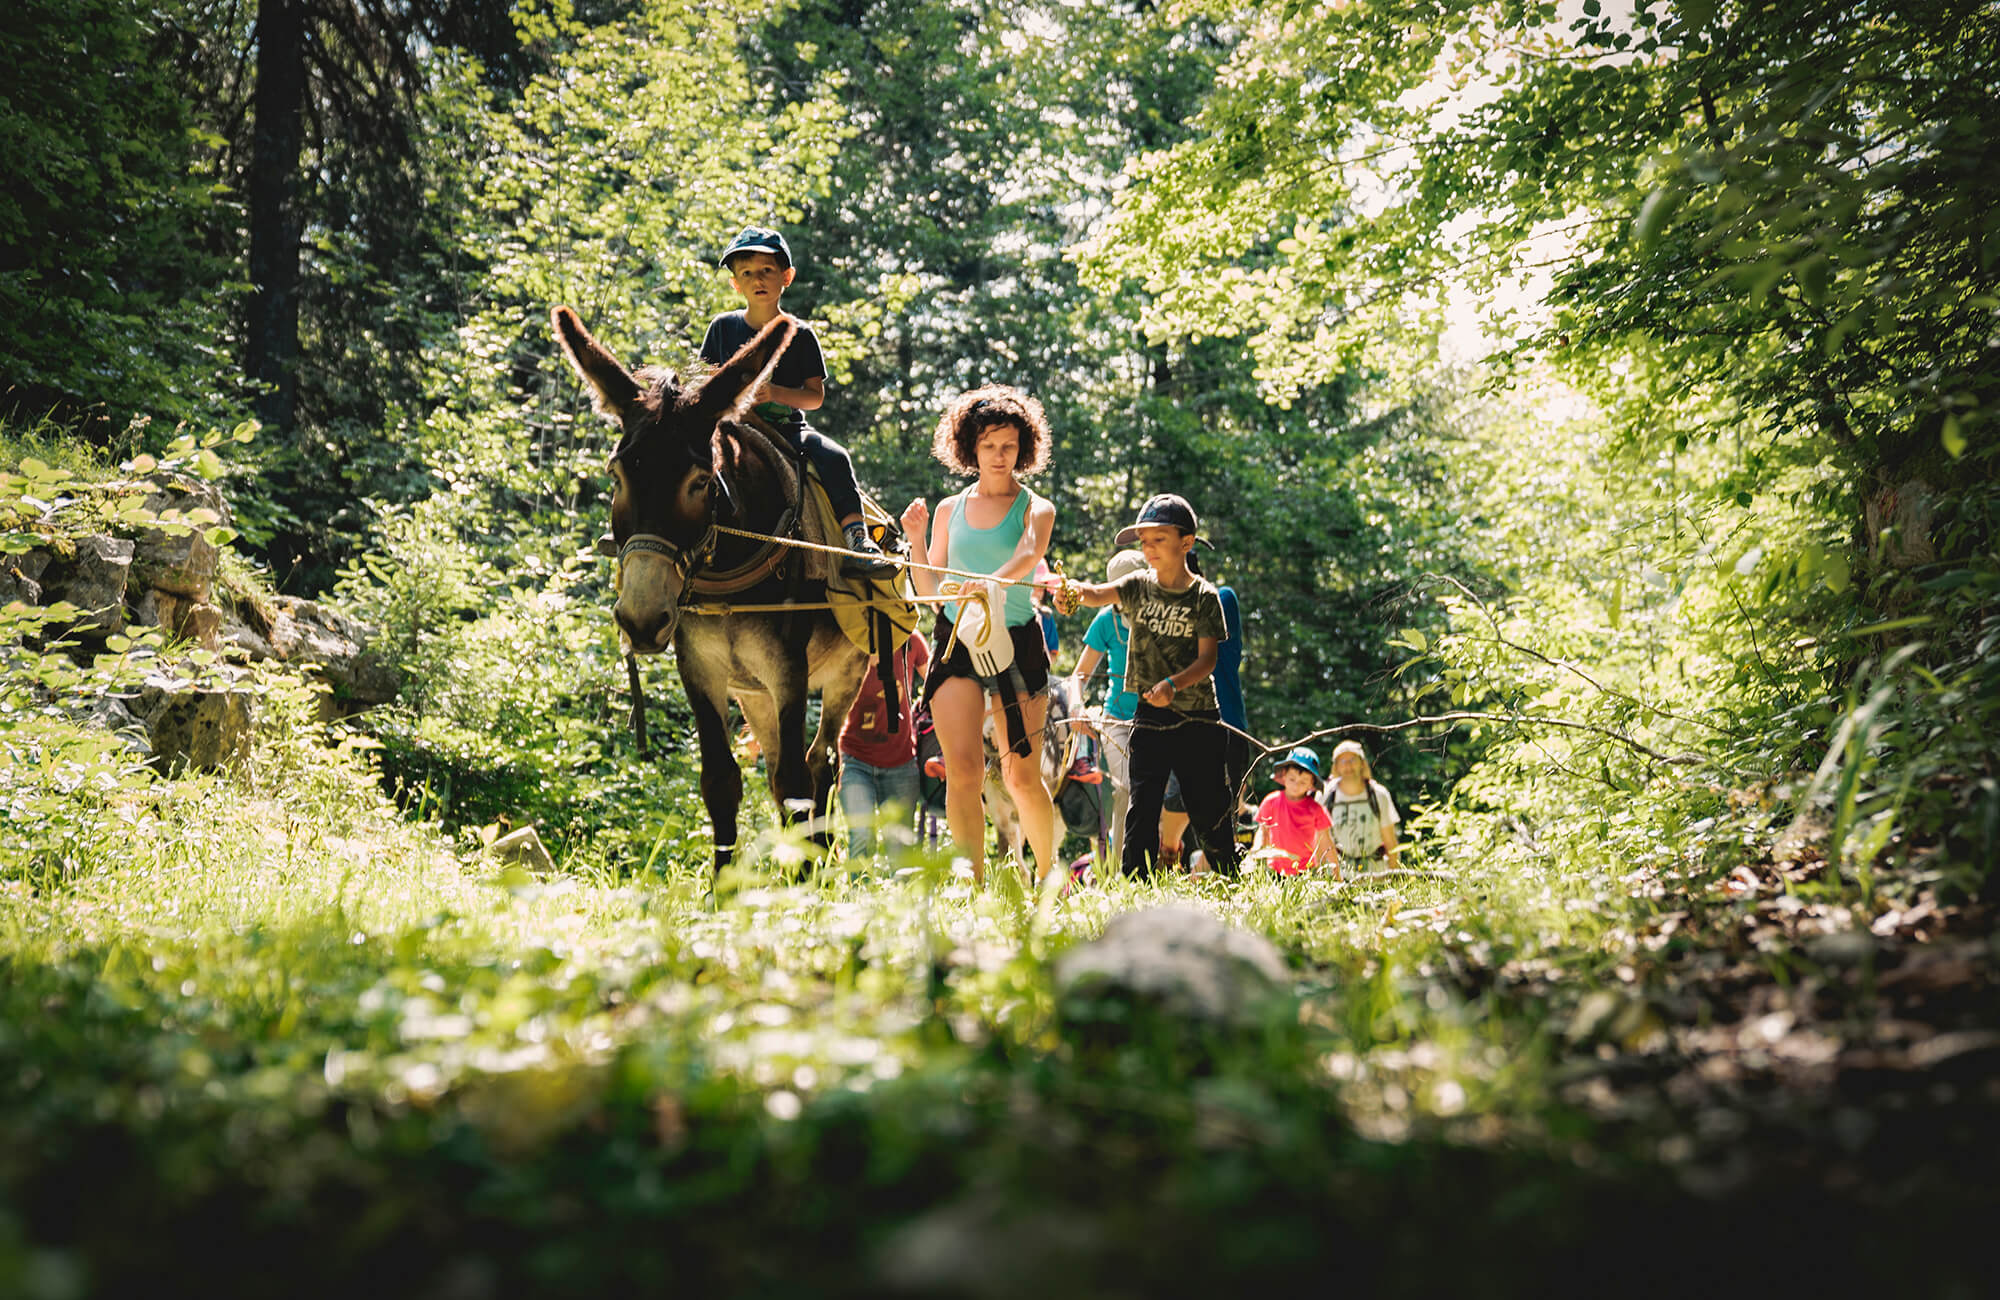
left=245, top=0, right=304, bottom=439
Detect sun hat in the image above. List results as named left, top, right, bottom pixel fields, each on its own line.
left=1114, top=493, right=1213, bottom=548
left=1274, top=745, right=1324, bottom=788
left=1105, top=549, right=1147, bottom=583
left=719, top=226, right=792, bottom=269
left=1329, top=739, right=1371, bottom=776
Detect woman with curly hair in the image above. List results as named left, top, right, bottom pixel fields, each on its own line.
left=899, top=386, right=1059, bottom=885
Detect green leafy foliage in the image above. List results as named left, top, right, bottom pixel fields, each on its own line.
left=1080, top=0, right=1998, bottom=878
left=0, top=0, right=237, bottom=432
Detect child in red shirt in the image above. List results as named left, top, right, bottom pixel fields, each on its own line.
left=838, top=632, right=930, bottom=863
left=1252, top=746, right=1338, bottom=876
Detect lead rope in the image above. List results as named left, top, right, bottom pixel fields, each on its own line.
left=626, top=651, right=649, bottom=758
left=610, top=518, right=1038, bottom=761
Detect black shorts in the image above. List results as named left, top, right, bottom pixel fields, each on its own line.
left=921, top=612, right=1050, bottom=699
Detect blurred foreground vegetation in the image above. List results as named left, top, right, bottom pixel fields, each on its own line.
left=5, top=0, right=1998, bottom=1294
left=5, top=669, right=1994, bottom=1297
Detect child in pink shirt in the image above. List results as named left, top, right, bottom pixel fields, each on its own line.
left=1252, top=746, right=1338, bottom=876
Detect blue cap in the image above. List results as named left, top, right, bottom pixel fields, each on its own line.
left=1274, top=746, right=1323, bottom=784
left=720, top=226, right=792, bottom=269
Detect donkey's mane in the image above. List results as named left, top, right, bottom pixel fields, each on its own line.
left=635, top=366, right=678, bottom=407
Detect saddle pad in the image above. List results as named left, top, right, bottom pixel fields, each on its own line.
left=733, top=416, right=917, bottom=656
left=822, top=488, right=919, bottom=658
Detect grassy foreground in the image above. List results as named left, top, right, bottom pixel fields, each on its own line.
left=3, top=704, right=1995, bottom=1299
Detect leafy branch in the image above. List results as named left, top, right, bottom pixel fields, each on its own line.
left=1414, top=572, right=1735, bottom=737
left=1258, top=711, right=1706, bottom=772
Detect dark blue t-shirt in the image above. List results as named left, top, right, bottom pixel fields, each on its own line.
left=699, top=311, right=826, bottom=438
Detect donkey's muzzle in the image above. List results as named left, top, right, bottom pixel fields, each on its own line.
left=614, top=545, right=689, bottom=653
left=615, top=602, right=678, bottom=654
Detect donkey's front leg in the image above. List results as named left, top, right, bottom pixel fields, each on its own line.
left=770, top=688, right=820, bottom=837
left=806, top=648, right=870, bottom=851
left=683, top=681, right=743, bottom=878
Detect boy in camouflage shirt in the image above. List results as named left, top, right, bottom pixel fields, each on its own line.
left=1059, top=494, right=1237, bottom=876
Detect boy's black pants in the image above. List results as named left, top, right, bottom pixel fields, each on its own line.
left=786, top=425, right=864, bottom=522
left=1121, top=704, right=1239, bottom=877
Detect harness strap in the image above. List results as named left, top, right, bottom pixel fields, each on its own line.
left=692, top=506, right=793, bottom=594
left=876, top=606, right=901, bottom=735
left=779, top=443, right=808, bottom=645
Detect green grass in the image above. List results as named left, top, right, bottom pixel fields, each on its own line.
left=3, top=688, right=1992, bottom=1298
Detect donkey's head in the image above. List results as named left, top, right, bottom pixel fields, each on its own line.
left=551, top=305, right=793, bottom=653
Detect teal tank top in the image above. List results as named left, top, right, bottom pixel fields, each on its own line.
left=946, top=487, right=1035, bottom=626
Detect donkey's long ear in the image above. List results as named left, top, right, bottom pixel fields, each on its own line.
left=551, top=306, right=643, bottom=420
left=686, top=317, right=794, bottom=422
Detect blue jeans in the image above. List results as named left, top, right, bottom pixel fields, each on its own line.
left=798, top=427, right=863, bottom=522
left=839, top=753, right=922, bottom=863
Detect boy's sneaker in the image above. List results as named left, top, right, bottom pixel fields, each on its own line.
left=840, top=527, right=899, bottom=578
left=924, top=756, right=946, bottom=780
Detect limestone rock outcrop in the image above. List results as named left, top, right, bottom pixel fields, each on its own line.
left=7, top=472, right=397, bottom=767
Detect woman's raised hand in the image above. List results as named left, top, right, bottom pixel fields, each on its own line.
left=901, top=498, right=929, bottom=537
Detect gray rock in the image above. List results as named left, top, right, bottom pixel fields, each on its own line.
left=7, top=550, right=51, bottom=585
left=1054, top=904, right=1291, bottom=1030
left=61, top=693, right=153, bottom=757
left=136, top=668, right=256, bottom=771
left=139, top=475, right=230, bottom=525
left=110, top=474, right=229, bottom=600
left=38, top=536, right=134, bottom=636
left=129, top=588, right=223, bottom=652
left=219, top=609, right=274, bottom=660
left=1, top=559, right=42, bottom=605
left=208, top=593, right=398, bottom=712
left=1806, top=929, right=1880, bottom=968
left=129, top=532, right=218, bottom=602
left=487, top=825, right=557, bottom=874
left=875, top=1191, right=1105, bottom=1300
left=267, top=596, right=398, bottom=706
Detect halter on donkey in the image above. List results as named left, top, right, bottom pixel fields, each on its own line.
left=551, top=306, right=875, bottom=874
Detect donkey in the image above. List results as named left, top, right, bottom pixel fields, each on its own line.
left=551, top=306, right=870, bottom=874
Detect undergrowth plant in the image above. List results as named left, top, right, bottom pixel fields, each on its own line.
left=3, top=418, right=261, bottom=888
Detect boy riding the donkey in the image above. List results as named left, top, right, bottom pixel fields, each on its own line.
left=701, top=225, right=896, bottom=577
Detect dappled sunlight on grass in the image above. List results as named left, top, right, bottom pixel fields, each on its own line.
left=5, top=702, right=1992, bottom=1296
left=2, top=752, right=1602, bottom=1144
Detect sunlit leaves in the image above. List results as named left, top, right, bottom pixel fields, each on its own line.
left=1086, top=0, right=1997, bottom=498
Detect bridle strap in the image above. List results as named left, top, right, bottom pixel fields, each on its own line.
left=617, top=527, right=711, bottom=761
left=625, top=650, right=650, bottom=758
left=618, top=529, right=711, bottom=574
